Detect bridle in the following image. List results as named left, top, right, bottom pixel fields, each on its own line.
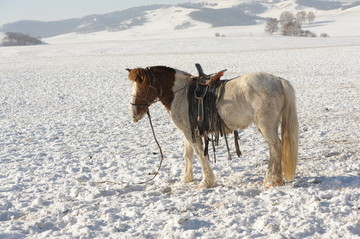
left=130, top=67, right=162, bottom=108
left=129, top=67, right=165, bottom=184
left=130, top=67, right=188, bottom=109
left=128, top=67, right=189, bottom=183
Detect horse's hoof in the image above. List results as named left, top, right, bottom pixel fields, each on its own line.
left=264, top=178, right=284, bottom=188
left=181, top=175, right=194, bottom=183
left=198, top=179, right=215, bottom=188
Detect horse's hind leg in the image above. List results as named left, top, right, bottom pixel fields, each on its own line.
left=256, top=118, right=284, bottom=187
left=182, top=138, right=194, bottom=183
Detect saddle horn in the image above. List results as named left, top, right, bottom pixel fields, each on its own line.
left=195, top=63, right=206, bottom=77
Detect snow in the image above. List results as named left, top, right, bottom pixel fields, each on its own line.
left=0, top=32, right=4, bottom=46
left=42, top=1, right=360, bottom=44
left=1, top=2, right=360, bottom=239
left=258, top=1, right=360, bottom=37
left=303, top=5, right=360, bottom=37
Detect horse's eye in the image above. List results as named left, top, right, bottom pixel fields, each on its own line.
left=136, top=77, right=143, bottom=83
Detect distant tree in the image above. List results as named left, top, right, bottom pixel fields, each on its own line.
left=320, top=33, right=330, bottom=38
left=273, top=11, right=317, bottom=37
left=265, top=18, right=279, bottom=35
left=174, top=21, right=192, bottom=30
left=280, top=11, right=294, bottom=22
left=282, top=21, right=302, bottom=36
left=2, top=32, right=43, bottom=46
left=301, top=30, right=317, bottom=37
left=279, top=11, right=295, bottom=32
left=307, top=11, right=316, bottom=24
left=296, top=11, right=307, bottom=25
left=214, top=32, right=225, bottom=37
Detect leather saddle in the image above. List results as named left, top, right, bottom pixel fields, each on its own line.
left=192, top=64, right=227, bottom=122
left=194, top=67, right=227, bottom=100
left=188, top=63, right=241, bottom=160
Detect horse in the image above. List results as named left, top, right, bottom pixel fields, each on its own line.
left=126, top=65, right=299, bottom=188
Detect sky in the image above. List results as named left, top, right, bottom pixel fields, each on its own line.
left=0, top=0, right=195, bottom=26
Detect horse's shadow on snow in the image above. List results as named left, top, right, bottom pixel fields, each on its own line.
left=293, top=175, right=360, bottom=190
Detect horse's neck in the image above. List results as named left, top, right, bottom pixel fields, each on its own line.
left=174, top=73, right=190, bottom=91
left=157, top=70, right=190, bottom=111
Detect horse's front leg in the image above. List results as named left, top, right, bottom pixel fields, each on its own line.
left=186, top=136, right=215, bottom=188
left=182, top=138, right=194, bottom=183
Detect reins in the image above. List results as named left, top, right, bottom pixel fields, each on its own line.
left=72, top=110, right=164, bottom=186
left=137, top=110, right=164, bottom=184
left=129, top=68, right=188, bottom=183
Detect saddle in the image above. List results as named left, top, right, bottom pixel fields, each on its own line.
left=188, top=64, right=241, bottom=161
left=194, top=69, right=227, bottom=122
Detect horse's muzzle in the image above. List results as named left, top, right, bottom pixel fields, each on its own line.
left=131, top=110, right=146, bottom=123
left=132, top=116, right=140, bottom=123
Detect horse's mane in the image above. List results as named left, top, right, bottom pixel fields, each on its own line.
left=148, top=66, right=176, bottom=73
left=150, top=66, right=193, bottom=78
left=128, top=66, right=191, bottom=84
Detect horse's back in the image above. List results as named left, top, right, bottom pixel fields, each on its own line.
left=236, top=72, right=284, bottom=93
left=218, top=72, right=286, bottom=130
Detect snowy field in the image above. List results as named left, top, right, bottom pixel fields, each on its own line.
left=1, top=34, right=360, bottom=238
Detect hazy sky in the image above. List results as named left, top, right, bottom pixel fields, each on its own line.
left=0, top=0, right=194, bottom=26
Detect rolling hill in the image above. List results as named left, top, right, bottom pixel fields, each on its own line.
left=0, top=0, right=359, bottom=39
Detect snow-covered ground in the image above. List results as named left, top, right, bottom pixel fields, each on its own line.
left=1, top=34, right=359, bottom=239
left=1, top=3, right=360, bottom=237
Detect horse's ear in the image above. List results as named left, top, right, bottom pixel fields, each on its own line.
left=126, top=68, right=135, bottom=82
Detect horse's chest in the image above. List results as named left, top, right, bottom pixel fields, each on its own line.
left=170, top=95, right=190, bottom=129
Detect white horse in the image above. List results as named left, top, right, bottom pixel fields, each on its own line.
left=126, top=66, right=298, bottom=188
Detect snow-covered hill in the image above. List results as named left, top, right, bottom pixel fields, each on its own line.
left=0, top=31, right=4, bottom=46
left=1, top=0, right=360, bottom=40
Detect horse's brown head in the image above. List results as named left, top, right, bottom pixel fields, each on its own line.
left=126, top=67, right=161, bottom=122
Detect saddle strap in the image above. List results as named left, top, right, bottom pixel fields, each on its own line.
left=234, top=130, right=242, bottom=157
left=197, top=98, right=204, bottom=122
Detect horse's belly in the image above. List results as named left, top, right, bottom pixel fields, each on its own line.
left=218, top=105, right=253, bottom=130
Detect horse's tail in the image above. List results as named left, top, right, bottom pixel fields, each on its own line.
left=280, top=79, right=299, bottom=181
